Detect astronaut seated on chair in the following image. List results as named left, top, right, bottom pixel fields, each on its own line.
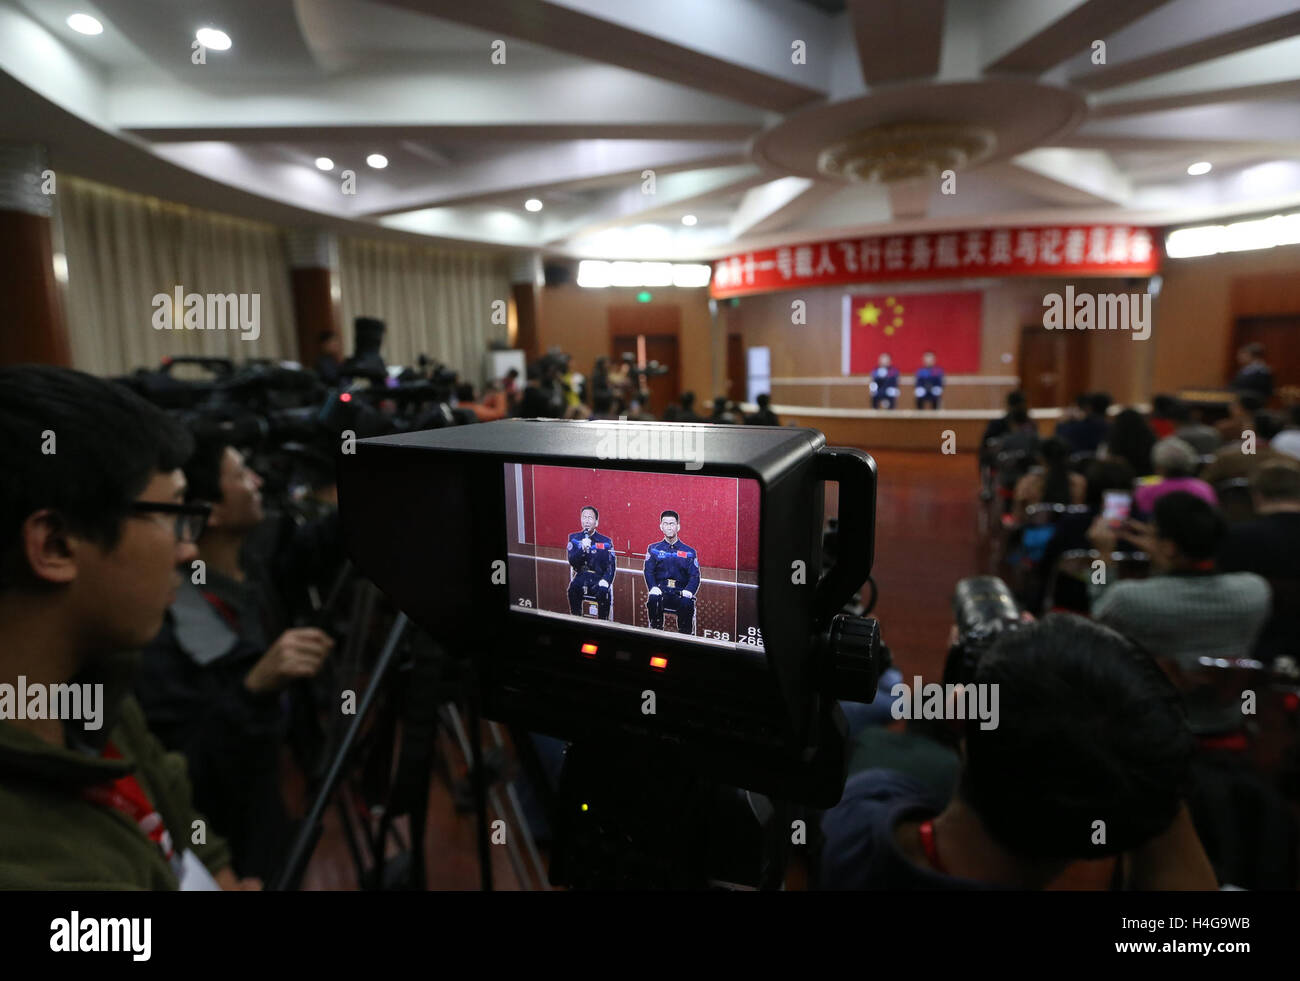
left=644, top=510, right=700, bottom=635
left=567, top=505, right=614, bottom=620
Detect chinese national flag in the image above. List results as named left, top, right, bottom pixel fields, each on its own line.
left=848, top=290, right=982, bottom=374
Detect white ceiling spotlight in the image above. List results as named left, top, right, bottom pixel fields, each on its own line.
left=524, top=198, right=544, bottom=212
left=195, top=27, right=232, bottom=51
left=681, top=214, right=697, bottom=226
left=366, top=153, right=389, bottom=169
left=314, top=157, right=334, bottom=171
left=1187, top=161, right=1213, bottom=176
left=66, top=13, right=103, bottom=35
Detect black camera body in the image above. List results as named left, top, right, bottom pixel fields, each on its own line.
left=337, top=418, right=879, bottom=807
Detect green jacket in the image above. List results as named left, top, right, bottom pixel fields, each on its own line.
left=0, top=656, right=232, bottom=890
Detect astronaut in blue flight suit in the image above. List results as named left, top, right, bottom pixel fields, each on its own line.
left=643, top=510, right=700, bottom=634
left=914, top=350, right=945, bottom=409
left=567, top=505, right=615, bottom=619
left=869, top=353, right=900, bottom=409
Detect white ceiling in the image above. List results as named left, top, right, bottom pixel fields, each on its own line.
left=4, top=0, right=1300, bottom=260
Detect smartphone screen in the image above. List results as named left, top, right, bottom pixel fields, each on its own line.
left=1102, top=490, right=1132, bottom=527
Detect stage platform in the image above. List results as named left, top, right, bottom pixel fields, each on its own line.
left=770, top=406, right=1073, bottom=451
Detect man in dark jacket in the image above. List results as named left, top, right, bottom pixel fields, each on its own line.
left=0, top=366, right=248, bottom=889
left=136, top=433, right=334, bottom=880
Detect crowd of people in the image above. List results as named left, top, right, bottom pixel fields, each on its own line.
left=816, top=343, right=1300, bottom=891
left=4, top=331, right=1297, bottom=892
left=504, top=347, right=781, bottom=427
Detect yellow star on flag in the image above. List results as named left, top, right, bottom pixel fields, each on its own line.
left=858, top=302, right=881, bottom=326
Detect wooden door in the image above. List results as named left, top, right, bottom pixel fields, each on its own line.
left=1018, top=325, right=1087, bottom=409
left=609, top=305, right=682, bottom=417
left=726, top=333, right=745, bottom=402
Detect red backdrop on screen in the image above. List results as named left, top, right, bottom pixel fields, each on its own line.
left=523, top=465, right=758, bottom=572
left=847, top=290, right=982, bottom=374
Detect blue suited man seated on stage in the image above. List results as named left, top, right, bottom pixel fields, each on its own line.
left=567, top=506, right=615, bottom=619
left=915, top=350, right=945, bottom=409
left=644, top=510, right=700, bottom=634
left=869, top=353, right=900, bottom=409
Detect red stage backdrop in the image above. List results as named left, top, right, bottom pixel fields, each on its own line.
left=847, top=290, right=982, bottom=374
left=522, top=465, right=760, bottom=572
left=710, top=224, right=1161, bottom=298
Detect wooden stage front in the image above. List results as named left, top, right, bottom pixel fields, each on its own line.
left=773, top=406, right=1067, bottom=451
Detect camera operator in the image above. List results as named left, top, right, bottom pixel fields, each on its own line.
left=820, top=614, right=1216, bottom=889
left=135, top=431, right=335, bottom=881
left=0, top=365, right=254, bottom=890
left=315, top=330, right=344, bottom=385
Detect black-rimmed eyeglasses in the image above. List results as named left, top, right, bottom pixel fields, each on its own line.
left=129, top=501, right=212, bottom=544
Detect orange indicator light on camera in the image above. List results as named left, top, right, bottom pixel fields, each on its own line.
left=581, top=643, right=598, bottom=657
left=649, top=656, right=668, bottom=671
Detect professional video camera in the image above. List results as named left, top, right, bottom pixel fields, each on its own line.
left=335, top=418, right=888, bottom=887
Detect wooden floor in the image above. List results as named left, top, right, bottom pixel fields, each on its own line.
left=299, top=449, right=982, bottom=890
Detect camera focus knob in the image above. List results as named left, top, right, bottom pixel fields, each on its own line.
left=827, top=614, right=884, bottom=704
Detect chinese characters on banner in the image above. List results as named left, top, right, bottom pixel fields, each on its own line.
left=709, top=225, right=1161, bottom=298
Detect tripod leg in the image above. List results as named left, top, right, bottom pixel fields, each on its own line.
left=488, top=721, right=549, bottom=891
left=445, top=702, right=537, bottom=889
left=272, top=612, right=410, bottom=892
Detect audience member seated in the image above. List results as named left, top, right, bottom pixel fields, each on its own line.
left=1055, top=392, right=1111, bottom=454
left=1217, top=460, right=1300, bottom=663
left=453, top=383, right=506, bottom=422
left=1267, top=405, right=1300, bottom=461
left=1084, top=457, right=1137, bottom=513
left=1012, top=437, right=1086, bottom=522
left=1201, top=409, right=1285, bottom=485
left=0, top=366, right=249, bottom=890
left=589, top=393, right=618, bottom=420
left=819, top=615, right=1216, bottom=889
left=1035, top=457, right=1139, bottom=612
left=708, top=396, right=741, bottom=424
left=1148, top=394, right=1179, bottom=439
left=1213, top=391, right=1264, bottom=444
left=745, top=393, right=780, bottom=427
left=1099, top=408, right=1156, bottom=476
left=981, top=390, right=1027, bottom=450
left=1087, top=493, right=1270, bottom=665
left=1133, top=438, right=1217, bottom=516
left=136, top=434, right=334, bottom=881
left=1168, top=401, right=1222, bottom=455
left=671, top=391, right=705, bottom=423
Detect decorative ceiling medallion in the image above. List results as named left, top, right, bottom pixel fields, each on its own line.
left=817, top=123, right=997, bottom=183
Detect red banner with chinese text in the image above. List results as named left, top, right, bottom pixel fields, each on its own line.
left=710, top=224, right=1161, bottom=298
left=847, top=291, right=982, bottom=374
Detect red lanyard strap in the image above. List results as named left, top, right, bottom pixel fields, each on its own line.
left=81, top=741, right=175, bottom=861
left=918, top=819, right=947, bottom=875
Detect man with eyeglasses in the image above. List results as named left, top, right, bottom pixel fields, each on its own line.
left=0, top=365, right=255, bottom=890
left=135, top=432, right=334, bottom=881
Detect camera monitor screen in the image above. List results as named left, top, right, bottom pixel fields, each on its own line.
left=504, top=463, right=763, bottom=651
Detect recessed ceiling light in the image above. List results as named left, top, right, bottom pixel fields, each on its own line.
left=315, top=157, right=334, bottom=171
left=1187, top=161, right=1212, bottom=176
left=67, top=13, right=103, bottom=35
left=524, top=198, right=543, bottom=212
left=366, top=153, right=388, bottom=169
left=681, top=214, right=697, bottom=226
left=195, top=27, right=232, bottom=51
